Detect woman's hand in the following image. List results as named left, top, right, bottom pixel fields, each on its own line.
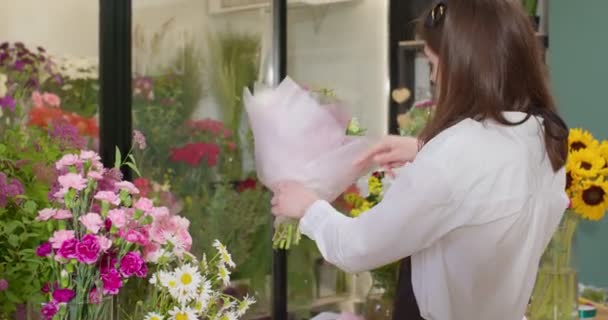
left=271, top=181, right=320, bottom=219
left=354, top=135, right=419, bottom=175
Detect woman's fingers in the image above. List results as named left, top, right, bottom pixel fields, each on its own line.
left=353, top=142, right=390, bottom=167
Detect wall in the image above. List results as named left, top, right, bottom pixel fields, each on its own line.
left=549, top=0, right=608, bottom=287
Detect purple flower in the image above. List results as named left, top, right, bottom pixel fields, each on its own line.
left=0, top=172, right=24, bottom=206
left=41, top=282, right=51, bottom=294
left=0, top=95, right=16, bottom=112
left=36, top=242, right=53, bottom=257
left=97, top=168, right=123, bottom=192
left=52, top=288, right=75, bottom=303
left=0, top=279, right=8, bottom=291
left=132, top=130, right=147, bottom=150
left=57, top=238, right=78, bottom=260
left=13, top=60, right=25, bottom=71
left=49, top=120, right=86, bottom=149
left=26, top=77, right=39, bottom=89
left=119, top=251, right=147, bottom=278
left=101, top=268, right=122, bottom=295
left=41, top=301, right=58, bottom=320
left=76, top=234, right=101, bottom=264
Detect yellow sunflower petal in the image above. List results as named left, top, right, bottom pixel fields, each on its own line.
left=567, top=148, right=605, bottom=179
left=568, top=128, right=599, bottom=152
left=571, top=177, right=608, bottom=221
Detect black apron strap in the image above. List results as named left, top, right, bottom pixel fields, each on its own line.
left=393, top=257, right=424, bottom=320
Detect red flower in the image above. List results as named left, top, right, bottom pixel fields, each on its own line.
left=170, top=142, right=220, bottom=167
left=187, top=118, right=232, bottom=138
left=133, top=178, right=151, bottom=197
left=236, top=178, right=257, bottom=192
left=28, top=106, right=98, bottom=137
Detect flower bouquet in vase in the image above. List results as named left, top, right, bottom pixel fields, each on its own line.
left=529, top=128, right=608, bottom=320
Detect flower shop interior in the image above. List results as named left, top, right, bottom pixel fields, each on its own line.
left=1, top=0, right=607, bottom=319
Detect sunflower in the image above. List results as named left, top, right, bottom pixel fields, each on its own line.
left=571, top=177, right=608, bottom=221
left=568, top=128, right=599, bottom=152
left=567, top=148, right=605, bottom=179
left=598, top=142, right=608, bottom=173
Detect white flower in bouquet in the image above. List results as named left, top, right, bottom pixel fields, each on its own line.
left=171, top=263, right=203, bottom=305
left=144, top=312, right=164, bottom=320
left=168, top=306, right=198, bottom=320
left=213, top=239, right=235, bottom=268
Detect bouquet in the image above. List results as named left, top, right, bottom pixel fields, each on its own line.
left=244, top=77, right=372, bottom=249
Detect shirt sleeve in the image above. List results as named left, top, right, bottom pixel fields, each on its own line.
left=299, top=157, right=469, bottom=273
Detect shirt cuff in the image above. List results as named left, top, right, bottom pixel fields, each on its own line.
left=300, top=200, right=334, bottom=240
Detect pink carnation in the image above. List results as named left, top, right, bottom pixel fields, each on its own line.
left=76, top=234, right=101, bottom=264
left=87, top=170, right=104, bottom=180
left=134, top=197, right=153, bottom=212
left=96, top=235, right=112, bottom=252
left=79, top=213, right=104, bottom=234
left=123, top=229, right=148, bottom=246
left=114, top=181, right=139, bottom=194
left=94, top=191, right=120, bottom=206
left=107, top=209, right=127, bottom=229
left=55, top=154, right=82, bottom=170
left=53, top=209, right=72, bottom=220
left=42, top=92, right=61, bottom=107
left=54, top=173, right=88, bottom=198
left=57, top=238, right=78, bottom=259
left=31, top=91, right=44, bottom=108
left=49, top=230, right=75, bottom=249
left=36, top=208, right=56, bottom=221
left=79, top=150, right=101, bottom=162
left=101, top=268, right=122, bottom=295
left=119, top=251, right=147, bottom=278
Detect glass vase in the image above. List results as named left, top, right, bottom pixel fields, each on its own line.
left=529, top=210, right=579, bottom=320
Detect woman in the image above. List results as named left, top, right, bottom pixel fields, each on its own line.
left=271, top=1, right=569, bottom=319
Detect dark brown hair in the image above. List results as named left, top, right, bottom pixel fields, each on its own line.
left=416, top=0, right=568, bottom=171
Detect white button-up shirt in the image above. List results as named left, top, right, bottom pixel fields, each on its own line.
left=300, top=112, right=569, bottom=320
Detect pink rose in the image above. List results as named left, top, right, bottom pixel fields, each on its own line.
left=53, top=209, right=72, bottom=220
left=101, top=268, right=122, bottom=295
left=119, top=251, right=147, bottom=278
left=76, top=234, right=101, bottom=264
left=57, top=238, right=78, bottom=259
left=134, top=197, right=153, bottom=212
left=42, top=92, right=61, bottom=107
left=55, top=154, right=82, bottom=170
left=94, top=191, right=120, bottom=206
left=52, top=288, right=75, bottom=303
left=79, top=213, right=104, bottom=234
left=36, top=208, right=56, bottom=221
left=96, top=235, right=112, bottom=252
left=107, top=209, right=127, bottom=229
left=49, top=230, right=75, bottom=249
left=31, top=91, right=44, bottom=108
left=114, top=181, right=139, bottom=194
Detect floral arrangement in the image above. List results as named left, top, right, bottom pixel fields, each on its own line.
left=397, top=99, right=433, bottom=137
left=530, top=128, right=608, bottom=319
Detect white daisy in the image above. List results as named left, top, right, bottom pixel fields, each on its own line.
left=159, top=270, right=178, bottom=291
left=213, top=240, right=236, bottom=268
left=193, top=278, right=213, bottom=314
left=144, top=312, right=164, bottom=320
left=171, top=264, right=202, bottom=305
left=236, top=295, right=256, bottom=316
left=217, top=263, right=231, bottom=287
left=168, top=306, right=197, bottom=320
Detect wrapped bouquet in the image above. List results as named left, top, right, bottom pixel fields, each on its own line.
left=244, top=77, right=372, bottom=249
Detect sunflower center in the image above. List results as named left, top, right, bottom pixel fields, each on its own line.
left=566, top=172, right=573, bottom=190
left=580, top=162, right=592, bottom=170
left=571, top=142, right=587, bottom=151
left=582, top=186, right=606, bottom=206
left=180, top=273, right=193, bottom=285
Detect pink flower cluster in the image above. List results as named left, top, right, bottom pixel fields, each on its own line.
left=36, top=149, right=192, bottom=319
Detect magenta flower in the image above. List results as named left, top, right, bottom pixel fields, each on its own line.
left=41, top=282, right=51, bottom=294
left=52, top=288, right=75, bottom=303
left=107, top=209, right=127, bottom=229
left=89, top=287, right=102, bottom=304
left=0, top=95, right=16, bottom=112
left=49, top=230, right=75, bottom=249
left=41, top=301, right=58, bottom=320
left=101, top=268, right=122, bottom=295
left=36, top=242, right=53, bottom=257
left=57, top=238, right=78, bottom=260
left=79, top=212, right=104, bottom=234
left=94, top=191, right=120, bottom=206
left=119, top=251, right=147, bottom=278
left=76, top=234, right=101, bottom=264
left=132, top=130, right=147, bottom=150
left=0, top=279, right=8, bottom=291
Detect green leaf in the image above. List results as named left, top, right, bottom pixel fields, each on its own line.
left=23, top=200, right=37, bottom=215
left=124, top=162, right=141, bottom=177
left=4, top=221, right=23, bottom=234
left=7, top=235, right=19, bottom=247
left=114, top=146, right=122, bottom=168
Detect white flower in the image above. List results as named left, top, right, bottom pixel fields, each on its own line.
left=0, top=73, right=7, bottom=97
left=170, top=264, right=202, bottom=305
left=215, top=311, right=238, bottom=320
left=168, top=306, right=197, bottom=320
left=193, top=278, right=213, bottom=314
left=236, top=295, right=256, bottom=317
left=159, top=270, right=178, bottom=290
left=217, top=263, right=231, bottom=287
left=144, top=312, right=164, bottom=320
left=213, top=240, right=236, bottom=268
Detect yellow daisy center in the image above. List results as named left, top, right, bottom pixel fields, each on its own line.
left=151, top=317, right=160, bottom=320
left=175, top=312, right=188, bottom=320
left=180, top=273, right=193, bottom=285
left=168, top=280, right=177, bottom=288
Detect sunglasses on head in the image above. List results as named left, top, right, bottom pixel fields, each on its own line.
left=425, top=1, right=447, bottom=28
